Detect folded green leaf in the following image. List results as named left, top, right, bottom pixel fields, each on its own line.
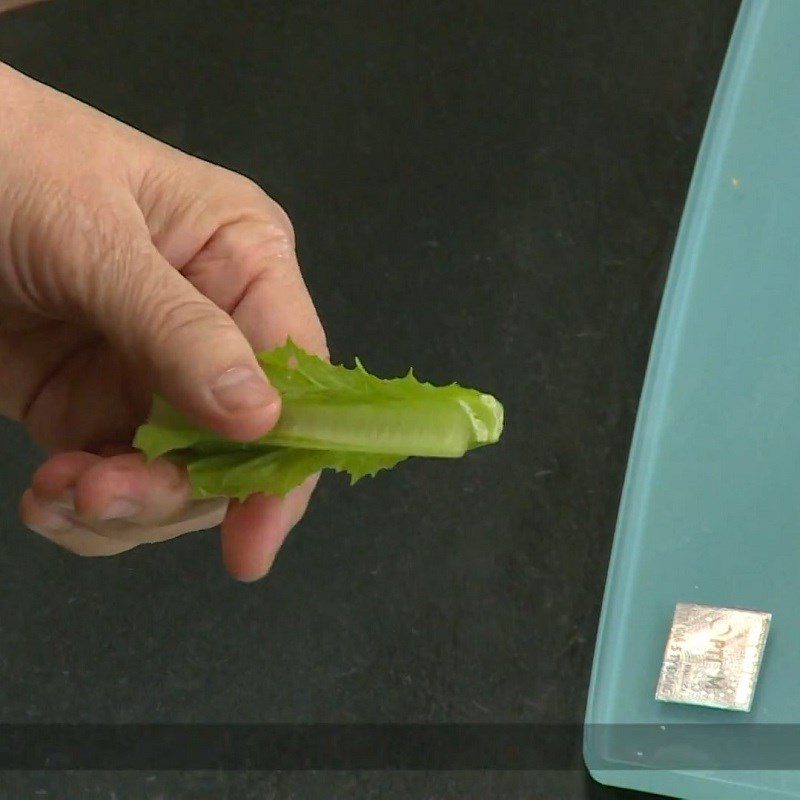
left=133, top=340, right=503, bottom=500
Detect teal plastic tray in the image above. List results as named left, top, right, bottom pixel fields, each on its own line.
left=584, top=1, right=800, bottom=797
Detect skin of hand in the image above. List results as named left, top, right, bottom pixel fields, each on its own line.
left=0, top=62, right=328, bottom=580
left=0, top=1, right=42, bottom=12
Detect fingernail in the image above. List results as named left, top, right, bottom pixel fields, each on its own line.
left=99, top=498, right=141, bottom=520
left=211, top=368, right=280, bottom=414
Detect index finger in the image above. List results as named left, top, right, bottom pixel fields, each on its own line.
left=186, top=210, right=328, bottom=356
left=139, top=157, right=327, bottom=357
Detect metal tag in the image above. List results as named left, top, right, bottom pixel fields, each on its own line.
left=655, top=602, right=771, bottom=712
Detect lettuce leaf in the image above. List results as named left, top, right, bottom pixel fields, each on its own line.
left=133, top=340, right=503, bottom=500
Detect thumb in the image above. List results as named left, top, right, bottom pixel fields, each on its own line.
left=85, top=239, right=281, bottom=441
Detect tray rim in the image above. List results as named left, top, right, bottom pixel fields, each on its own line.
left=582, top=0, right=779, bottom=796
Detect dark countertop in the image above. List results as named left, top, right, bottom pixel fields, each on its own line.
left=0, top=1, right=739, bottom=797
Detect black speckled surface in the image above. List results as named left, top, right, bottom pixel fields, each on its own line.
left=0, top=1, right=739, bottom=797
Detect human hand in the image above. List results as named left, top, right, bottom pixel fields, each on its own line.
left=0, top=0, right=36, bottom=14
left=0, top=1, right=44, bottom=13
left=0, top=62, right=328, bottom=580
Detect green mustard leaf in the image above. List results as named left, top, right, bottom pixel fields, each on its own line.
left=133, top=340, right=503, bottom=499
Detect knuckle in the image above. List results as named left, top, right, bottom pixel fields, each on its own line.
left=261, top=198, right=295, bottom=244
left=246, top=228, right=296, bottom=272
left=227, top=225, right=299, bottom=291
left=224, top=172, right=296, bottom=246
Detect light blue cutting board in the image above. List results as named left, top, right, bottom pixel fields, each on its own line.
left=584, top=0, right=800, bottom=797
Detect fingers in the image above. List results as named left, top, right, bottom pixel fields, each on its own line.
left=21, top=451, right=227, bottom=555
left=31, top=451, right=102, bottom=496
left=20, top=489, right=137, bottom=557
left=182, top=214, right=328, bottom=357
left=0, top=1, right=46, bottom=13
left=19, top=151, right=328, bottom=572
left=220, top=494, right=283, bottom=581
left=142, top=169, right=328, bottom=581
left=75, top=235, right=282, bottom=442
left=221, top=475, right=317, bottom=581
left=174, top=184, right=327, bottom=580
left=72, top=452, right=192, bottom=525
left=22, top=449, right=313, bottom=578
left=137, top=159, right=327, bottom=358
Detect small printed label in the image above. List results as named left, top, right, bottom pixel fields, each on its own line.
left=655, top=602, right=771, bottom=712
